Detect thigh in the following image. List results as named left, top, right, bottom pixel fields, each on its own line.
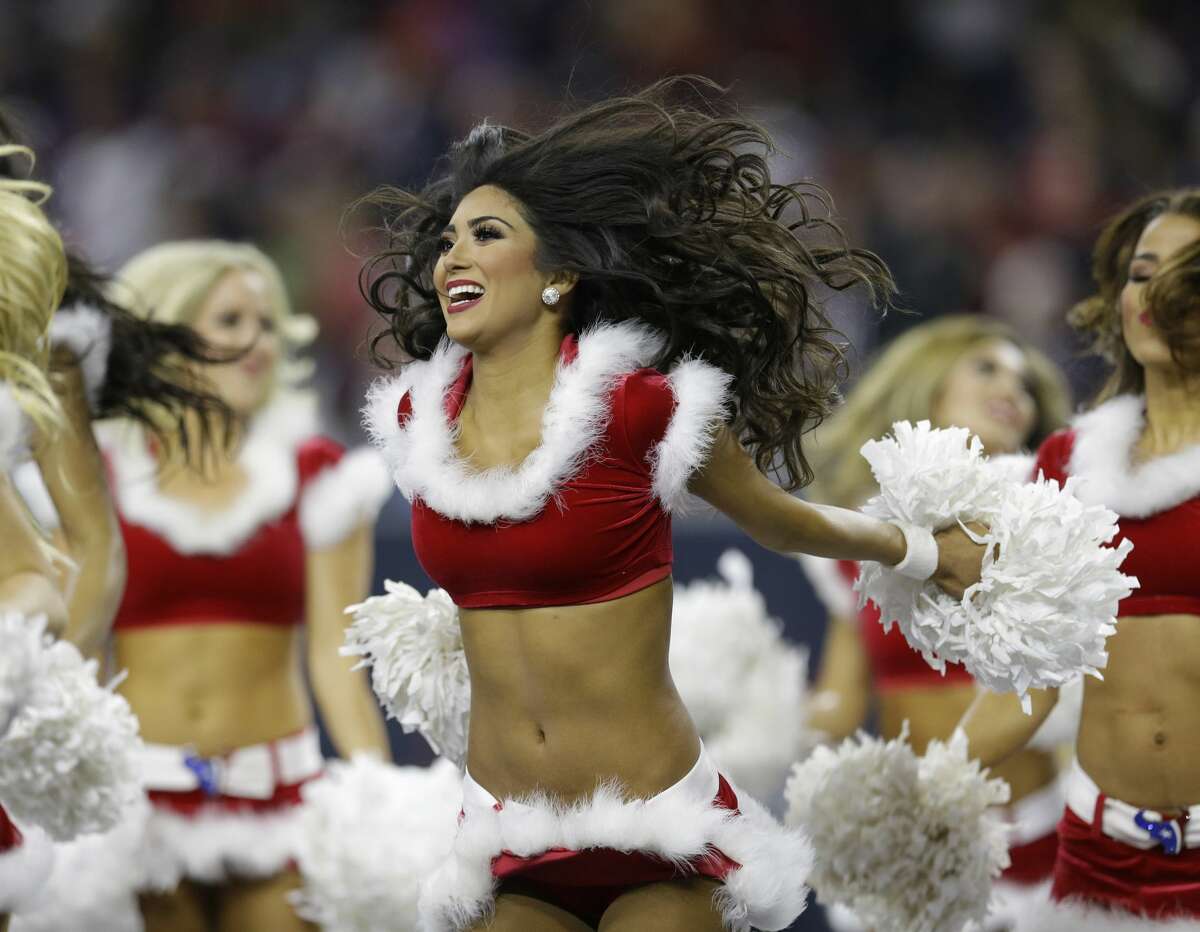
left=467, top=892, right=594, bottom=932
left=140, top=879, right=212, bottom=932
left=598, top=877, right=725, bottom=932
left=217, top=869, right=315, bottom=932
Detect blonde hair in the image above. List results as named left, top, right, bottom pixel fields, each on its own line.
left=806, top=315, right=1071, bottom=508
left=111, top=239, right=317, bottom=401
left=0, top=145, right=68, bottom=438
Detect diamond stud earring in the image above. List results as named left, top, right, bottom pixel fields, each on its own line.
left=541, top=286, right=561, bottom=306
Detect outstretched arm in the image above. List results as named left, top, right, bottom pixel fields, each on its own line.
left=691, top=427, right=985, bottom=598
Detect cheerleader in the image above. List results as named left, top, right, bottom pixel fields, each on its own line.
left=356, top=78, right=986, bottom=932
left=100, top=241, right=392, bottom=931
left=962, top=189, right=1200, bottom=928
left=0, top=154, right=138, bottom=926
left=796, top=315, right=1072, bottom=928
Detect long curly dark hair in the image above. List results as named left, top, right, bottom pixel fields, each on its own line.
left=359, top=78, right=894, bottom=489
left=1071, top=188, right=1200, bottom=402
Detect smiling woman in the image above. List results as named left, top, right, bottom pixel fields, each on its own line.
left=960, top=189, right=1200, bottom=928
left=354, top=78, right=994, bottom=932
left=92, top=240, right=393, bottom=932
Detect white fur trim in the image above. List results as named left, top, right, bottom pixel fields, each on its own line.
left=9, top=462, right=58, bottom=534
left=1069, top=394, right=1200, bottom=518
left=0, top=383, right=31, bottom=473
left=363, top=322, right=665, bottom=524
left=418, top=775, right=812, bottom=932
left=140, top=799, right=305, bottom=884
left=48, top=303, right=112, bottom=413
left=650, top=357, right=732, bottom=512
left=795, top=554, right=859, bottom=619
left=1012, top=891, right=1200, bottom=930
left=299, top=446, right=393, bottom=550
left=102, top=395, right=320, bottom=555
left=0, top=822, right=53, bottom=914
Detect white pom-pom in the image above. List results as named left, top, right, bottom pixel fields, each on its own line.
left=670, top=550, right=817, bottom=803
left=0, top=614, right=43, bottom=738
left=342, top=581, right=470, bottom=765
left=9, top=796, right=168, bottom=932
left=292, top=755, right=462, bottom=932
left=856, top=421, right=1136, bottom=710
left=785, top=727, right=1010, bottom=932
left=0, top=822, right=54, bottom=915
left=47, top=303, right=112, bottom=413
left=0, top=639, right=142, bottom=841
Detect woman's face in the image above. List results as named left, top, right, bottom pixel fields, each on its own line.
left=432, top=184, right=559, bottom=353
left=1120, top=212, right=1200, bottom=371
left=931, top=338, right=1039, bottom=455
left=190, top=268, right=280, bottom=417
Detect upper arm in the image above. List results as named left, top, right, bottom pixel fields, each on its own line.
left=305, top=522, right=372, bottom=658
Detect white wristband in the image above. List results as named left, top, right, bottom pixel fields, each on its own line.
left=890, top=521, right=939, bottom=581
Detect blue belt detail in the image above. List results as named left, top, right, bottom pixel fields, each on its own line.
left=183, top=754, right=220, bottom=798
left=1134, top=810, right=1184, bottom=855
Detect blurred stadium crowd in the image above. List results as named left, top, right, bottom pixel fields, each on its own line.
left=1, top=0, right=1197, bottom=435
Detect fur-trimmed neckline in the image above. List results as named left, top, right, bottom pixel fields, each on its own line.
left=364, top=322, right=665, bottom=524
left=1068, top=393, right=1200, bottom=518
left=102, top=395, right=319, bottom=555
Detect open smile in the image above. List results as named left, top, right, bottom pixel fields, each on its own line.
left=446, top=279, right=486, bottom=314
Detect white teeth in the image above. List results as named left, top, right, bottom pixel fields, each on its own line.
left=448, top=284, right=485, bottom=300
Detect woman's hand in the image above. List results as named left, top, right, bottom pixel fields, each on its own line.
left=930, top=523, right=988, bottom=600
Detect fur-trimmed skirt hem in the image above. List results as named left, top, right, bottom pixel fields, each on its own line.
left=417, top=747, right=812, bottom=932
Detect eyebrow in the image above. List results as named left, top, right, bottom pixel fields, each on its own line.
left=441, top=215, right=516, bottom=235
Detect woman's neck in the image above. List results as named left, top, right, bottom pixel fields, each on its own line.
left=156, top=407, right=246, bottom=481
left=1140, top=365, right=1200, bottom=457
left=465, top=324, right=564, bottom=430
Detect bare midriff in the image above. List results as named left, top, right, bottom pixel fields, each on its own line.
left=879, top=683, right=1060, bottom=804
left=114, top=622, right=312, bottom=756
left=1076, top=612, right=1200, bottom=810
left=461, top=577, right=701, bottom=802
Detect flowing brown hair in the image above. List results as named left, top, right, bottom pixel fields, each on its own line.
left=1071, top=188, right=1200, bottom=402
left=359, top=77, right=895, bottom=490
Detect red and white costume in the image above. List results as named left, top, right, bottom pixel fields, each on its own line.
left=798, top=553, right=1063, bottom=930
left=364, top=321, right=813, bottom=932
left=98, top=396, right=392, bottom=886
left=1019, top=394, right=1200, bottom=928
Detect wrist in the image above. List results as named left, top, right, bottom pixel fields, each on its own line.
left=889, top=521, right=939, bottom=581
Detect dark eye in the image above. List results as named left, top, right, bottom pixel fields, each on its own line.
left=218, top=310, right=242, bottom=328
left=974, top=359, right=997, bottom=375
left=437, top=237, right=454, bottom=255
left=259, top=315, right=277, bottom=334
left=1129, top=272, right=1151, bottom=283
left=474, top=224, right=501, bottom=242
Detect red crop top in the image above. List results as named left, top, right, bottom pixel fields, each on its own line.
left=363, top=322, right=732, bottom=610
left=1032, top=395, right=1200, bottom=619
left=105, top=398, right=393, bottom=631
